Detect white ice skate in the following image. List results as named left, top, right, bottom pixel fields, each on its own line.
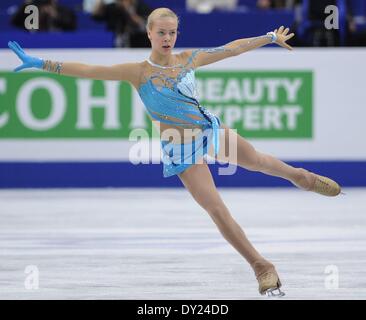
left=263, top=286, right=285, bottom=297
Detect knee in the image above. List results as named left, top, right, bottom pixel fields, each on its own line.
left=206, top=204, right=228, bottom=222
left=242, top=151, right=262, bottom=172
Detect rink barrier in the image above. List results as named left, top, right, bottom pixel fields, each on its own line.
left=0, top=161, right=364, bottom=188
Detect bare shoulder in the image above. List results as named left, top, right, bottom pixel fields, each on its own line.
left=121, top=61, right=145, bottom=89
left=178, top=50, right=194, bottom=61
left=138, top=60, right=148, bottom=69
left=132, top=60, right=145, bottom=78
left=178, top=50, right=198, bottom=68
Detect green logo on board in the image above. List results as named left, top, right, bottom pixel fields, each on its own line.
left=197, top=71, right=313, bottom=138
left=0, top=71, right=312, bottom=139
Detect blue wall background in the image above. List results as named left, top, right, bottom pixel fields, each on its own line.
left=0, top=161, right=364, bottom=188
left=0, top=3, right=294, bottom=48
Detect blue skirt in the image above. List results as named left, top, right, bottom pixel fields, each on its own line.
left=161, top=116, right=221, bottom=177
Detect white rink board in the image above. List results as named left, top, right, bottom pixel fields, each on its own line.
left=0, top=48, right=365, bottom=161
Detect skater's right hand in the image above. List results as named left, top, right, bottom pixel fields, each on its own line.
left=8, top=41, right=44, bottom=72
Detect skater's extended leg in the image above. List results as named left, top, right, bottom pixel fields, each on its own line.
left=178, top=163, right=283, bottom=295
left=211, top=124, right=341, bottom=196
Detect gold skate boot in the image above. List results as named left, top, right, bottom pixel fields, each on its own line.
left=252, top=260, right=285, bottom=297
left=309, top=174, right=341, bottom=197
left=294, top=169, right=342, bottom=197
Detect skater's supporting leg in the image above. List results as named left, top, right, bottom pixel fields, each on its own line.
left=178, top=163, right=283, bottom=294
left=178, top=163, right=263, bottom=265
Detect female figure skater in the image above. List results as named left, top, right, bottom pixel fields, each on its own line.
left=8, top=7, right=341, bottom=297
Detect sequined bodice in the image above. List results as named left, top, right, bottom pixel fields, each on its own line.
left=137, top=68, right=209, bottom=128
left=137, top=52, right=220, bottom=155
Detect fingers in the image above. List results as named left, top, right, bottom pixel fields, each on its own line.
left=8, top=41, right=24, bottom=59
left=275, top=26, right=292, bottom=36
left=8, top=41, right=19, bottom=53
left=14, top=63, right=28, bottom=72
left=285, top=33, right=295, bottom=41
left=9, top=41, right=18, bottom=50
left=12, top=41, right=26, bottom=54
left=8, top=41, right=26, bottom=55
left=279, top=42, right=293, bottom=51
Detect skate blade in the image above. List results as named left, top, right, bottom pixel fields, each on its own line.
left=264, top=287, right=285, bottom=297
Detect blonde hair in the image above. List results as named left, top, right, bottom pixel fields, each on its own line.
left=146, top=8, right=179, bottom=31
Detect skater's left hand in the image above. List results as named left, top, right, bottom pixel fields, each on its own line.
left=270, top=26, right=295, bottom=50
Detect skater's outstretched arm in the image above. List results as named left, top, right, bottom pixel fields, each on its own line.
left=7, top=41, right=141, bottom=86
left=185, top=26, right=294, bottom=68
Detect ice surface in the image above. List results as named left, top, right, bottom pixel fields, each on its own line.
left=0, top=188, right=364, bottom=300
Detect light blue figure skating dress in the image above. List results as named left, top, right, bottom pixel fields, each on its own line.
left=137, top=51, right=221, bottom=177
